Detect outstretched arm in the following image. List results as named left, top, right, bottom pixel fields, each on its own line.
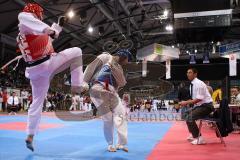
left=83, top=53, right=111, bottom=83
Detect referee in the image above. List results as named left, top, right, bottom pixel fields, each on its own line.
left=179, top=68, right=214, bottom=145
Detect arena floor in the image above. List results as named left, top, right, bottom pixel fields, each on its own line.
left=0, top=113, right=239, bottom=160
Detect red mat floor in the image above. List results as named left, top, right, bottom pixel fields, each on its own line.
left=148, top=121, right=240, bottom=160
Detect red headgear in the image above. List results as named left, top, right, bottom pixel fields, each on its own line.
left=22, top=3, right=43, bottom=20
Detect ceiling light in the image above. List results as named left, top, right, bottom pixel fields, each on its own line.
left=216, top=41, right=221, bottom=46
left=88, top=26, right=93, bottom=33
left=163, top=10, right=169, bottom=17
left=67, top=10, right=75, bottom=19
left=165, top=25, right=173, bottom=31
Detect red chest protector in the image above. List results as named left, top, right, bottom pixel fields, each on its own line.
left=17, top=34, right=54, bottom=62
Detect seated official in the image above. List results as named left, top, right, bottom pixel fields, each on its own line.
left=179, top=68, right=214, bottom=145
left=7, top=92, right=20, bottom=115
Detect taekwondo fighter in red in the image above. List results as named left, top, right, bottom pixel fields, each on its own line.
left=17, top=3, right=87, bottom=151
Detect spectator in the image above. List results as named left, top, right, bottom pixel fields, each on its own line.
left=145, top=99, right=152, bottom=112
left=122, top=93, right=131, bottom=114
left=212, top=85, right=222, bottom=104
left=79, top=96, right=84, bottom=110
left=83, top=96, right=91, bottom=111
left=69, top=93, right=78, bottom=111
left=0, top=90, right=2, bottom=111
left=231, top=86, right=240, bottom=128
left=45, top=96, right=55, bottom=112
left=235, top=87, right=240, bottom=104
left=21, top=89, right=29, bottom=110
left=1, top=89, right=8, bottom=112
left=75, top=93, right=81, bottom=110
left=65, top=94, right=72, bottom=109
left=27, top=93, right=32, bottom=110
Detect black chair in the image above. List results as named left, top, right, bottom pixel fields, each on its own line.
left=197, top=99, right=233, bottom=146
left=198, top=117, right=226, bottom=146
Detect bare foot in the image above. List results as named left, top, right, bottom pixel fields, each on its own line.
left=107, top=145, right=116, bottom=152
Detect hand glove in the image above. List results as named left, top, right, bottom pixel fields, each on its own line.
left=49, top=31, right=56, bottom=39
left=43, top=28, right=57, bottom=39
left=58, top=16, right=68, bottom=27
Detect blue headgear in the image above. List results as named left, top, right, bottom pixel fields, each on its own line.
left=116, top=49, right=132, bottom=61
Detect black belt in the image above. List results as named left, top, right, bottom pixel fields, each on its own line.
left=26, top=55, right=50, bottom=67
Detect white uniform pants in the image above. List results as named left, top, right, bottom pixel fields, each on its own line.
left=83, top=103, right=88, bottom=111
left=90, top=83, right=127, bottom=146
left=69, top=103, right=77, bottom=111
left=153, top=104, right=157, bottom=111
left=25, top=47, right=83, bottom=135
left=79, top=102, right=83, bottom=110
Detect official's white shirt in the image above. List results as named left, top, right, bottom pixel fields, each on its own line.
left=7, top=96, right=19, bottom=106
left=190, top=78, right=213, bottom=106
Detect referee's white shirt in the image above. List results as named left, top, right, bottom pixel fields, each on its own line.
left=7, top=96, right=19, bottom=106
left=190, top=78, right=213, bottom=106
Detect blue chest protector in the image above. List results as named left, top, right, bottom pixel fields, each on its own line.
left=95, top=65, right=116, bottom=86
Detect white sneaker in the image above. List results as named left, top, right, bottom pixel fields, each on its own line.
left=187, top=135, right=194, bottom=141
left=116, top=144, right=128, bottom=152
left=107, top=145, right=116, bottom=152
left=191, top=136, right=206, bottom=145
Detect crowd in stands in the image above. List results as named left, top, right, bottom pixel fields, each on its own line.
left=0, top=87, right=95, bottom=115
left=0, top=69, right=29, bottom=89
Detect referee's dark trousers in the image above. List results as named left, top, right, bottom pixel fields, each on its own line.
left=185, top=103, right=214, bottom=138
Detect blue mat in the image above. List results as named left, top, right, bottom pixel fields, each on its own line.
left=0, top=116, right=172, bottom=160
